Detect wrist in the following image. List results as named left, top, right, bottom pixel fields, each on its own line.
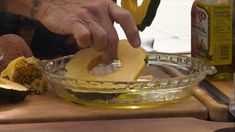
left=5, top=0, right=32, bottom=18
left=30, top=0, right=50, bottom=20
left=1, top=0, right=45, bottom=19
left=30, top=0, right=42, bottom=19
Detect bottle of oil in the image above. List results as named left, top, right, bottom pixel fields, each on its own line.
left=192, top=0, right=234, bottom=80
left=191, top=1, right=197, bottom=57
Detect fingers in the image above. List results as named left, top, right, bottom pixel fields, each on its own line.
left=72, top=20, right=108, bottom=52
left=84, top=18, right=117, bottom=64
left=71, top=19, right=118, bottom=64
left=87, top=20, right=108, bottom=52
left=101, top=23, right=119, bottom=64
left=108, top=2, right=141, bottom=48
left=69, top=1, right=141, bottom=64
left=72, top=23, right=92, bottom=48
left=102, top=36, right=118, bottom=64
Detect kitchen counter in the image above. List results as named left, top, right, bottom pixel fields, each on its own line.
left=192, top=80, right=234, bottom=121
left=0, top=80, right=234, bottom=131
left=0, top=86, right=207, bottom=124
left=0, top=117, right=234, bottom=132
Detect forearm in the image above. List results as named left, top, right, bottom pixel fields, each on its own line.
left=0, top=0, right=39, bottom=18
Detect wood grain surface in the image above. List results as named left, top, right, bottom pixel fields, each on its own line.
left=191, top=80, right=233, bottom=122
left=0, top=117, right=234, bottom=132
left=0, top=87, right=207, bottom=124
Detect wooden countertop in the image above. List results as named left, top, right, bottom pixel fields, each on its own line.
left=210, top=80, right=233, bottom=97
left=0, top=78, right=233, bottom=124
left=191, top=80, right=234, bottom=121
left=0, top=86, right=207, bottom=124
left=0, top=117, right=234, bottom=132
left=0, top=80, right=233, bottom=132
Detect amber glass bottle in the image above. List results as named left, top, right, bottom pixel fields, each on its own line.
left=191, top=1, right=197, bottom=58
left=191, top=0, right=234, bottom=80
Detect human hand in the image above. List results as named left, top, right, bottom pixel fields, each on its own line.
left=33, top=0, right=141, bottom=63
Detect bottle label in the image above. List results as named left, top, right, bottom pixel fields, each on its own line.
left=195, top=2, right=232, bottom=65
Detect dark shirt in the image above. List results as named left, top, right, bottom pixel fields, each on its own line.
left=0, top=13, right=79, bottom=59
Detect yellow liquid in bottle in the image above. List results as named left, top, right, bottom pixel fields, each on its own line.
left=194, top=0, right=234, bottom=80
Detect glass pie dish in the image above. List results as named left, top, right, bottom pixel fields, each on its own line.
left=38, top=52, right=216, bottom=109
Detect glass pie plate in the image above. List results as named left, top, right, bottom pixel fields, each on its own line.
left=38, top=52, right=216, bottom=109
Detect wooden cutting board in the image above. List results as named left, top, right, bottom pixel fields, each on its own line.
left=191, top=80, right=233, bottom=122
left=0, top=117, right=234, bottom=132
left=0, top=87, right=207, bottom=124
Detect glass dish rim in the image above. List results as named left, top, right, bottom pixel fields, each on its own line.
left=37, top=51, right=217, bottom=92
